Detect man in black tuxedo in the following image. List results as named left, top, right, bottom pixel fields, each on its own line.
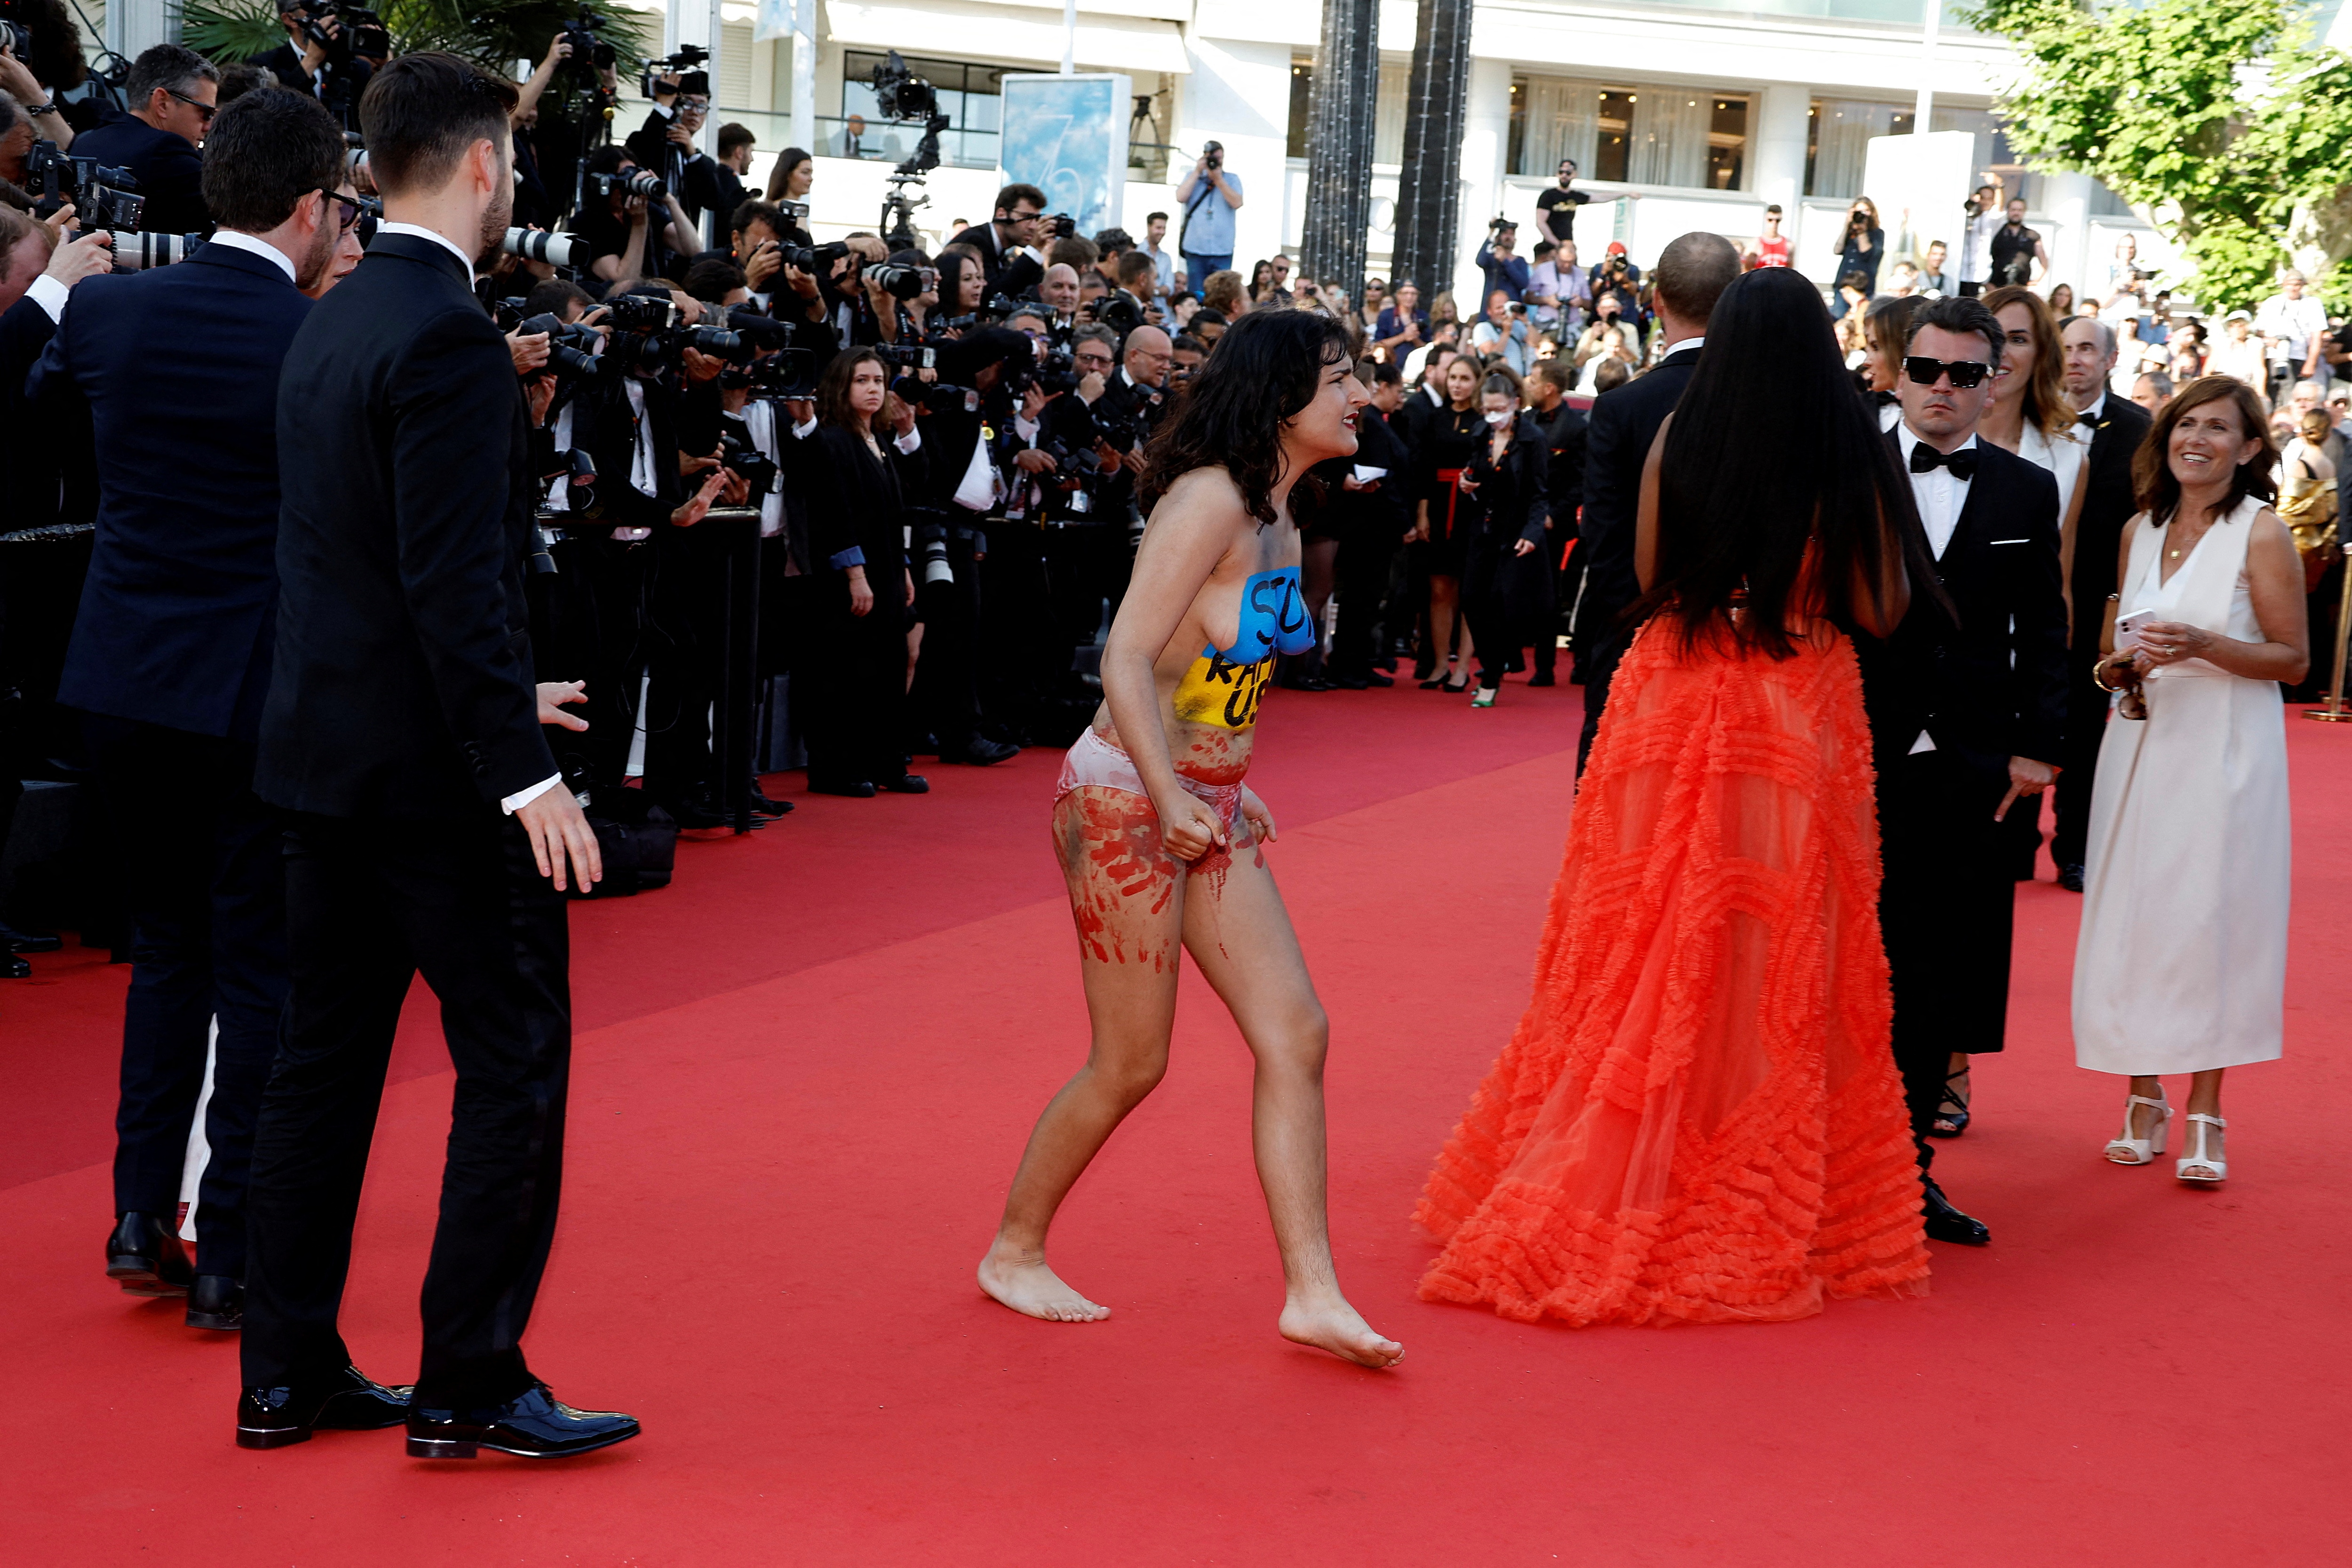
left=239, top=53, right=635, bottom=1461
left=1867, top=295, right=2068, bottom=1247
left=1526, top=359, right=1586, bottom=685
left=1571, top=232, right=1740, bottom=768
left=2051, top=315, right=2154, bottom=891
left=31, top=88, right=349, bottom=1331
left=947, top=183, right=1048, bottom=300
left=1329, top=360, right=1412, bottom=689
left=66, top=45, right=216, bottom=237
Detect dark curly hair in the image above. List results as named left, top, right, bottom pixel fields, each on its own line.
left=1140, top=307, right=1352, bottom=527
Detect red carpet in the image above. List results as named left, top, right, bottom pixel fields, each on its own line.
left=4, top=677, right=2346, bottom=1564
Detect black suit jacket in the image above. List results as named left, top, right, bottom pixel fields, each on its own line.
left=2068, top=393, right=2153, bottom=653
left=258, top=233, right=555, bottom=817
left=36, top=245, right=311, bottom=741
left=1861, top=432, right=2069, bottom=781
left=70, top=116, right=209, bottom=237
left=946, top=223, right=1043, bottom=301
left=1538, top=398, right=1588, bottom=533
left=0, top=294, right=65, bottom=534
left=1572, top=347, right=1699, bottom=659
left=800, top=422, right=924, bottom=584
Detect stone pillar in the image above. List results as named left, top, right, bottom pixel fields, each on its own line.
left=1298, top=0, right=1380, bottom=302
left=1750, top=84, right=1810, bottom=217
left=2042, top=169, right=2094, bottom=302
left=1390, top=0, right=1473, bottom=302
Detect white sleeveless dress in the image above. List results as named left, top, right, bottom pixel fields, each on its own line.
left=2072, top=494, right=2291, bottom=1075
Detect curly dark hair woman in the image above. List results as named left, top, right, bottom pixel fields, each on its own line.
left=1140, top=305, right=1352, bottom=526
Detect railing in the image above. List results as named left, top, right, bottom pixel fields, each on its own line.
left=688, top=108, right=1176, bottom=183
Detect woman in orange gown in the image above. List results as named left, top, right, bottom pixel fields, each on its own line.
left=1416, top=268, right=1937, bottom=1325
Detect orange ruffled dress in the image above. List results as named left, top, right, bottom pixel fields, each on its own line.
left=1415, top=613, right=1930, bottom=1325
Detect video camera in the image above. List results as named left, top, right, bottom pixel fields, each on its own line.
left=559, top=8, right=617, bottom=69
left=867, top=52, right=954, bottom=250
left=296, top=1, right=391, bottom=63
left=642, top=42, right=709, bottom=101
left=868, top=51, right=937, bottom=122
left=24, top=142, right=142, bottom=229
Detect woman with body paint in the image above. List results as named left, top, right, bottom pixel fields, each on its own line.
left=975, top=310, right=1404, bottom=1370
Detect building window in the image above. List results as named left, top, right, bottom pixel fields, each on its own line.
left=1288, top=60, right=1312, bottom=158
left=1510, top=77, right=1748, bottom=191
left=1375, top=62, right=1407, bottom=164
left=838, top=52, right=1007, bottom=168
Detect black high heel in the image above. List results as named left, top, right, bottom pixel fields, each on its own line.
left=1930, top=1065, right=1971, bottom=1138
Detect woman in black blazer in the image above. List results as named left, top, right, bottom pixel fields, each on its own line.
left=1456, top=368, right=1551, bottom=707
left=796, top=347, right=930, bottom=796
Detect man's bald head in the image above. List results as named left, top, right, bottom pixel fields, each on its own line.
left=1123, top=324, right=1172, bottom=387
left=1041, top=263, right=1081, bottom=312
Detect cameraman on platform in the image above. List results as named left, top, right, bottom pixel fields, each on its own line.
left=31, top=88, right=350, bottom=1329
left=626, top=60, right=731, bottom=241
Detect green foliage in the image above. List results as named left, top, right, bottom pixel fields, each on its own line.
left=184, top=0, right=648, bottom=80
left=1965, top=0, right=2352, bottom=308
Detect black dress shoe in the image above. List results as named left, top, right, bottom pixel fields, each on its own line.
left=882, top=773, right=931, bottom=794
left=1527, top=671, right=1557, bottom=687
left=237, top=1365, right=412, bottom=1449
left=106, top=1212, right=191, bottom=1297
left=0, top=923, right=61, bottom=953
left=941, top=738, right=1019, bottom=765
left=1328, top=673, right=1370, bottom=690
left=809, top=778, right=878, bottom=798
left=2057, top=862, right=2085, bottom=893
left=1921, top=1179, right=1990, bottom=1246
left=1, top=954, right=26, bottom=979
left=406, top=1385, right=640, bottom=1459
left=1363, top=669, right=1395, bottom=687
left=748, top=789, right=795, bottom=818
left=187, top=1274, right=244, bottom=1330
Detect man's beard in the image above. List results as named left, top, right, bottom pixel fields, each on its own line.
left=293, top=215, right=339, bottom=292
left=475, top=182, right=514, bottom=265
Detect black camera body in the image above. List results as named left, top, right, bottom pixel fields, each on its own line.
left=302, top=1, right=391, bottom=63
left=24, top=141, right=143, bottom=229
left=868, top=51, right=938, bottom=122
left=719, top=432, right=779, bottom=498
left=777, top=239, right=850, bottom=275
left=726, top=349, right=819, bottom=400
left=874, top=342, right=936, bottom=374
left=891, top=375, right=971, bottom=416
left=587, top=168, right=667, bottom=202
left=560, top=9, right=617, bottom=69
left=863, top=261, right=935, bottom=301
left=774, top=198, right=810, bottom=228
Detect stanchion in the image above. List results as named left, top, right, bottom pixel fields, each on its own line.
left=704, top=507, right=765, bottom=831
left=2307, top=555, right=2352, bottom=724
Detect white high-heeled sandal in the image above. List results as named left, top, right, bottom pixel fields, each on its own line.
left=2103, top=1092, right=2170, bottom=1165
left=2176, top=1113, right=2227, bottom=1185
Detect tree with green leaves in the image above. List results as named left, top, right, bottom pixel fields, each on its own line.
left=184, top=0, right=643, bottom=82
left=1967, top=0, right=2352, bottom=307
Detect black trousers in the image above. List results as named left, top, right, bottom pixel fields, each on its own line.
left=798, top=568, right=911, bottom=788
left=1330, top=527, right=1397, bottom=680
left=910, top=531, right=986, bottom=752
left=1040, top=522, right=1130, bottom=670
left=643, top=523, right=732, bottom=809
left=1575, top=621, right=1635, bottom=773
left=1878, top=747, right=2016, bottom=1175
left=537, top=533, right=652, bottom=796
left=86, top=715, right=286, bottom=1279
left=242, top=812, right=570, bottom=1409
left=1460, top=540, right=1510, bottom=689
left=2051, top=651, right=2110, bottom=869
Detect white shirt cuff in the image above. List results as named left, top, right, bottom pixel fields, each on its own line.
left=894, top=427, right=922, bottom=455
left=25, top=273, right=70, bottom=324
left=501, top=773, right=563, bottom=814
left=792, top=416, right=818, bottom=439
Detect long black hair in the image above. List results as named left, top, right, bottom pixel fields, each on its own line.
left=1140, top=306, right=1351, bottom=527
left=1633, top=265, right=1933, bottom=659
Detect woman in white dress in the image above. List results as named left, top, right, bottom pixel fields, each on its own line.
left=2075, top=375, right=2310, bottom=1185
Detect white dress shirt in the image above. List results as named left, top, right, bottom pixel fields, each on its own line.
left=1895, top=420, right=1978, bottom=756
left=202, top=229, right=298, bottom=283
left=375, top=220, right=477, bottom=276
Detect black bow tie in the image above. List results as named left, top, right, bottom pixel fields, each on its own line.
left=1910, top=442, right=1978, bottom=480
left=2077, top=408, right=2102, bottom=428
left=1873, top=389, right=1898, bottom=407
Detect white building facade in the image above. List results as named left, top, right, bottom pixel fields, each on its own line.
left=612, top=0, right=2166, bottom=304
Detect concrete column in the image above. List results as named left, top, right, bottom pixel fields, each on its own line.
left=105, top=0, right=174, bottom=56
left=1300, top=0, right=1381, bottom=299
left=2043, top=169, right=2093, bottom=300
left=1391, top=0, right=1474, bottom=302
left=1175, top=35, right=1292, bottom=276
left=1751, top=84, right=1809, bottom=216
left=1451, top=55, right=1510, bottom=308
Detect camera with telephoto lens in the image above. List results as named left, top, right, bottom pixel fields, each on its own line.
left=603, top=293, right=680, bottom=332
left=588, top=168, right=667, bottom=202
left=105, top=231, right=207, bottom=271
left=300, top=2, right=391, bottom=63
left=874, top=342, right=936, bottom=374
left=908, top=514, right=954, bottom=585
left=725, top=348, right=819, bottom=400
left=0, top=18, right=28, bottom=56
left=719, top=433, right=778, bottom=499
left=862, top=261, right=935, bottom=301
left=24, top=142, right=143, bottom=229
left=641, top=43, right=708, bottom=100
left=775, top=239, right=849, bottom=275
left=504, top=228, right=590, bottom=270
left=516, top=312, right=607, bottom=380
left=1089, top=399, right=1143, bottom=452
left=1038, top=434, right=1096, bottom=514
left=890, top=374, right=972, bottom=416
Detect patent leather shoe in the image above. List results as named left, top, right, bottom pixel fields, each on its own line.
left=882, top=773, right=930, bottom=794
left=406, top=1385, right=640, bottom=1459
left=2057, top=862, right=2085, bottom=893
left=0, top=922, right=60, bottom=953
left=809, top=778, right=878, bottom=798
left=105, top=1211, right=191, bottom=1296
left=747, top=789, right=795, bottom=817
left=941, top=738, right=1018, bottom=765
left=237, top=1365, right=412, bottom=1449
left=1921, top=1178, right=1990, bottom=1246
left=186, top=1274, right=244, bottom=1331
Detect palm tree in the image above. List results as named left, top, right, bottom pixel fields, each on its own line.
left=183, top=0, right=646, bottom=78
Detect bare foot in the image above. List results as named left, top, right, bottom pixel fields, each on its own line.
left=1279, top=1293, right=1404, bottom=1369
left=977, top=1241, right=1111, bottom=1323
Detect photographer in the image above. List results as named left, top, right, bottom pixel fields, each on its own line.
left=509, top=30, right=600, bottom=231
left=258, top=1, right=373, bottom=122
left=868, top=247, right=937, bottom=344
left=30, top=87, right=349, bottom=1328
left=1374, top=280, right=1428, bottom=359
left=68, top=45, right=216, bottom=237
left=795, top=347, right=930, bottom=796
left=1475, top=219, right=1530, bottom=305
left=946, top=182, right=1047, bottom=298
left=1572, top=291, right=1639, bottom=390
left=0, top=27, right=73, bottom=152
left=1470, top=289, right=1534, bottom=377
left=1173, top=140, right=1242, bottom=282
left=575, top=143, right=700, bottom=286
left=1588, top=242, right=1641, bottom=326
left=626, top=60, right=731, bottom=240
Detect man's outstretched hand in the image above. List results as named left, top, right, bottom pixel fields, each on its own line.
left=516, top=785, right=602, bottom=892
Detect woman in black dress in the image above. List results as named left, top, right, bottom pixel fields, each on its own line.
left=797, top=347, right=930, bottom=796
left=1413, top=354, right=1486, bottom=692
left=1455, top=368, right=1551, bottom=708
left=1830, top=197, right=1884, bottom=318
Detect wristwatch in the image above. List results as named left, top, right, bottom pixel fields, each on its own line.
left=27, top=100, right=60, bottom=116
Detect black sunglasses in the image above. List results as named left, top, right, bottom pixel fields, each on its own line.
left=1903, top=355, right=1992, bottom=390
left=168, top=88, right=217, bottom=123
left=315, top=187, right=372, bottom=232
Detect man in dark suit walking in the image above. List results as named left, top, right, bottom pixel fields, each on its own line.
left=32, top=88, right=350, bottom=1332
left=1867, top=294, right=2069, bottom=1247
left=239, top=52, right=634, bottom=1461
left=1571, top=232, right=1740, bottom=769
left=2052, top=315, right=2154, bottom=891
left=66, top=44, right=217, bottom=237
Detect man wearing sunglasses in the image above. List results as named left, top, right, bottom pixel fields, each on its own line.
left=1867, top=293, right=2069, bottom=1251
left=65, top=44, right=218, bottom=237
left=28, top=88, right=351, bottom=1336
